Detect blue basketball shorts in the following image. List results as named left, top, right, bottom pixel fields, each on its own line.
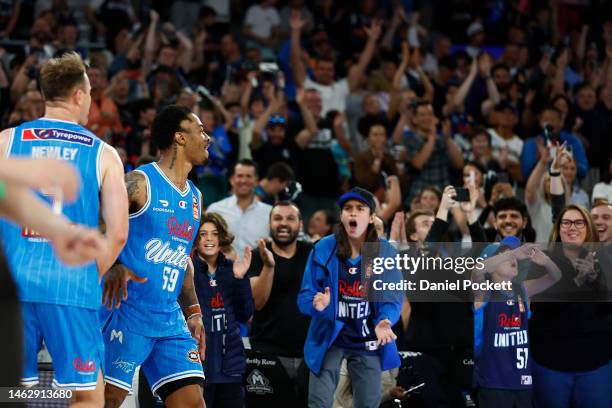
left=21, top=302, right=104, bottom=390
left=101, top=311, right=205, bottom=396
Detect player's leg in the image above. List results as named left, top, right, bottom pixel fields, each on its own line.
left=35, top=303, right=105, bottom=405
left=101, top=311, right=154, bottom=408
left=20, top=302, right=43, bottom=387
left=70, top=368, right=105, bottom=408
left=142, top=331, right=205, bottom=408
left=164, top=384, right=205, bottom=408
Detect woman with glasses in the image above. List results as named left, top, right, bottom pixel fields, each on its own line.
left=528, top=202, right=612, bottom=408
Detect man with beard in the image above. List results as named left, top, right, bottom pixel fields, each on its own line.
left=247, top=201, right=313, bottom=405
left=484, top=197, right=534, bottom=243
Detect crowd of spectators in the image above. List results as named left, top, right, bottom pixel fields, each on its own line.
left=1, top=0, right=611, bottom=224
left=1, top=0, right=611, bottom=407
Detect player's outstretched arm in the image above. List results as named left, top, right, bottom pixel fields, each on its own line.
left=98, top=144, right=129, bottom=275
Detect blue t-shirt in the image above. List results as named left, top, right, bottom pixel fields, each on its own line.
left=473, top=286, right=532, bottom=389
left=334, top=256, right=378, bottom=355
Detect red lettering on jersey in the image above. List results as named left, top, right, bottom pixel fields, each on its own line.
left=498, top=313, right=522, bottom=328
left=167, top=217, right=194, bottom=240
left=211, top=292, right=224, bottom=308
left=339, top=280, right=365, bottom=297
left=72, top=358, right=96, bottom=373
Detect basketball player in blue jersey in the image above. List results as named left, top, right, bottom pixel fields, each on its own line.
left=101, top=105, right=210, bottom=408
left=0, top=52, right=129, bottom=407
left=473, top=238, right=561, bottom=408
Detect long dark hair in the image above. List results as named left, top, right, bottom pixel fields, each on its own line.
left=334, top=220, right=379, bottom=262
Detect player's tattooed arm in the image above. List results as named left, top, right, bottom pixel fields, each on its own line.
left=178, top=258, right=199, bottom=309
left=125, top=171, right=147, bottom=214
left=180, top=258, right=206, bottom=360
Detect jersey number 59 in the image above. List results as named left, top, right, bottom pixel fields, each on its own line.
left=162, top=266, right=179, bottom=292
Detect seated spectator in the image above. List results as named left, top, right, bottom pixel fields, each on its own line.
left=86, top=66, right=124, bottom=144
left=307, top=208, right=337, bottom=242
left=353, top=119, right=397, bottom=201
left=243, top=0, right=280, bottom=59
left=193, top=212, right=254, bottom=408
left=467, top=126, right=502, bottom=173
left=251, top=90, right=295, bottom=177
left=592, top=157, right=612, bottom=203
left=558, top=151, right=589, bottom=209
left=197, top=101, right=234, bottom=206
left=591, top=200, right=612, bottom=244
left=521, top=106, right=588, bottom=181
left=207, top=159, right=272, bottom=255
left=573, top=80, right=612, bottom=185
left=254, top=162, right=295, bottom=205
left=487, top=102, right=523, bottom=182
left=481, top=197, right=533, bottom=243
left=125, top=98, right=156, bottom=162
left=412, top=186, right=442, bottom=213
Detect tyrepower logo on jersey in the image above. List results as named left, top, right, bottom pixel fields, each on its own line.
left=21, top=226, right=48, bottom=242
left=167, top=217, right=194, bottom=241
left=22, top=128, right=94, bottom=146
left=192, top=194, right=199, bottom=221
left=72, top=358, right=96, bottom=375
left=498, top=313, right=521, bottom=328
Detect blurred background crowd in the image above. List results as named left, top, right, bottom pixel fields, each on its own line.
left=0, top=0, right=610, bottom=231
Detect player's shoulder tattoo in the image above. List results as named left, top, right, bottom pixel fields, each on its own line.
left=125, top=171, right=147, bottom=210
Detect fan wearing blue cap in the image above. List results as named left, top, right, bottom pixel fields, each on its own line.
left=472, top=239, right=561, bottom=408
left=297, top=186, right=403, bottom=407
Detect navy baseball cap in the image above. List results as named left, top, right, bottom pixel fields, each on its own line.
left=480, top=236, right=521, bottom=259
left=337, top=187, right=376, bottom=212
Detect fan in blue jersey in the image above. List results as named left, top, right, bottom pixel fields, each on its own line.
left=0, top=52, right=129, bottom=406
left=101, top=105, right=210, bottom=407
left=472, top=237, right=561, bottom=408
left=298, top=187, right=403, bottom=408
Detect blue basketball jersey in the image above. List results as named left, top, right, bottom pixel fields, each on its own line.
left=334, top=256, right=378, bottom=355
left=0, top=119, right=103, bottom=310
left=113, top=162, right=202, bottom=337
left=473, top=285, right=532, bottom=390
